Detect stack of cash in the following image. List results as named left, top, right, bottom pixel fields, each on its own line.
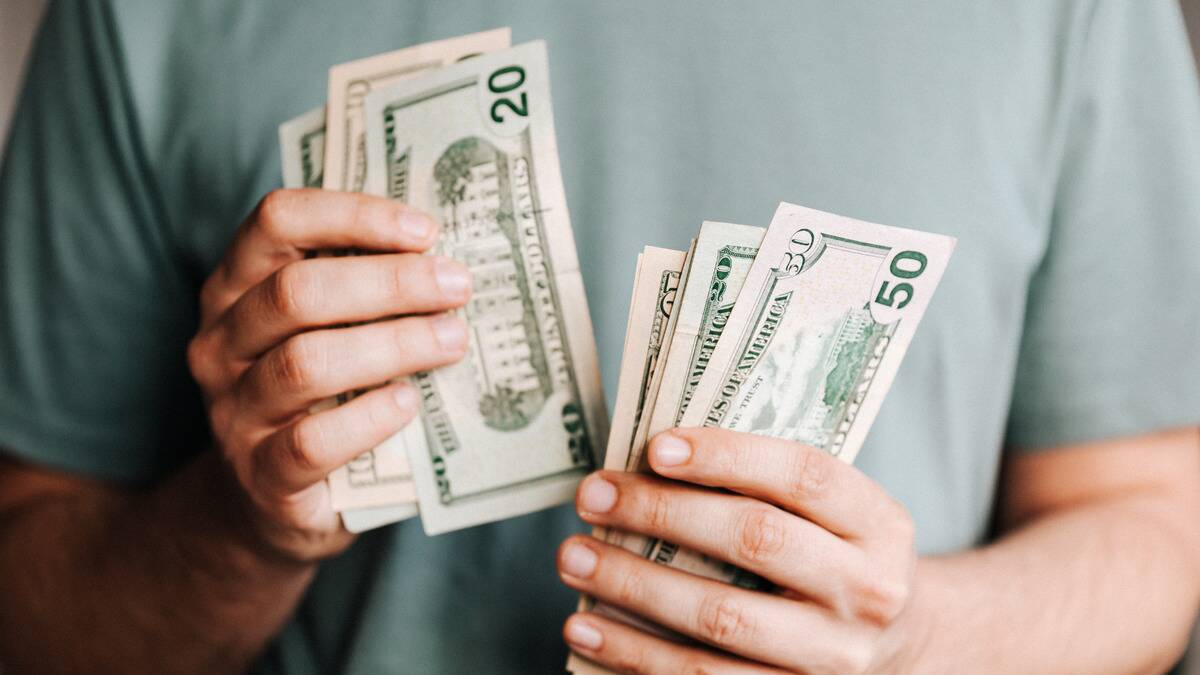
left=570, top=207, right=953, bottom=672
left=279, top=29, right=608, bottom=535
left=276, top=27, right=956, bottom=563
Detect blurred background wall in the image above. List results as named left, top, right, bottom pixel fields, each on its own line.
left=1, top=0, right=1199, bottom=671
left=1188, top=0, right=1200, bottom=66
left=0, top=0, right=46, bottom=151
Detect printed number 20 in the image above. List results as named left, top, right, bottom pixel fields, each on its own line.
left=874, top=250, right=928, bottom=310
left=489, top=66, right=528, bottom=123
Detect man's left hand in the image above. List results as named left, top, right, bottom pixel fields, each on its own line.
left=557, top=427, right=916, bottom=674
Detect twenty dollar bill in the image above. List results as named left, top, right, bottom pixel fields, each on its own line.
left=320, top=30, right=512, bottom=516
left=323, top=28, right=511, bottom=192
left=363, top=41, right=607, bottom=534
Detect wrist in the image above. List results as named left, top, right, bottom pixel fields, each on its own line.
left=174, top=451, right=319, bottom=574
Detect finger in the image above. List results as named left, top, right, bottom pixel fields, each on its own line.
left=648, top=427, right=905, bottom=540
left=203, top=190, right=438, bottom=316
left=557, top=536, right=865, bottom=672
left=252, top=381, right=419, bottom=494
left=574, top=472, right=864, bottom=607
left=219, top=253, right=472, bottom=359
left=239, top=313, right=468, bottom=421
left=564, top=612, right=780, bottom=675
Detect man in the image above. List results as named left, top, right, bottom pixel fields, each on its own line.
left=1, top=1, right=1198, bottom=673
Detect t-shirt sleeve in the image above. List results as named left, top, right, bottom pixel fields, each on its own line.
left=1006, top=1, right=1200, bottom=450
left=0, top=1, right=204, bottom=482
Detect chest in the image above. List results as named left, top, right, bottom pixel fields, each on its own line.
left=142, top=0, right=1072, bottom=553
left=167, top=1, right=1055, bottom=330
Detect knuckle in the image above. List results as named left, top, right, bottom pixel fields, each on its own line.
left=733, top=506, right=787, bottom=565
left=719, top=432, right=757, bottom=478
left=267, top=264, right=313, bottom=317
left=187, top=333, right=216, bottom=386
left=615, top=563, right=648, bottom=608
left=788, top=446, right=833, bottom=502
left=349, top=193, right=381, bottom=238
left=366, top=387, right=409, bottom=433
left=694, top=592, right=754, bottom=649
left=388, top=257, right=413, bottom=300
left=393, top=255, right=431, bottom=302
left=407, top=317, right=452, bottom=359
left=272, top=334, right=324, bottom=391
left=284, top=418, right=325, bottom=475
left=257, top=189, right=291, bottom=234
left=851, top=571, right=910, bottom=626
left=640, top=487, right=674, bottom=533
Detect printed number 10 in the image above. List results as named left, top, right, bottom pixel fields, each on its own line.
left=874, top=250, right=928, bottom=310
left=489, top=65, right=528, bottom=123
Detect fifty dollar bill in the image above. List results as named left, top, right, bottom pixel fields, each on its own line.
left=603, top=247, right=687, bottom=472
left=653, top=203, right=956, bottom=590
left=570, top=205, right=953, bottom=673
left=629, top=221, right=764, bottom=473
left=567, top=246, right=686, bottom=675
left=605, top=221, right=764, bottom=573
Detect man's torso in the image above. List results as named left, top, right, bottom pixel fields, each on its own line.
left=107, top=2, right=1077, bottom=671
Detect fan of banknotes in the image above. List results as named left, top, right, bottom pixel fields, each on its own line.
left=276, top=29, right=956, bottom=544
left=279, top=29, right=606, bottom=535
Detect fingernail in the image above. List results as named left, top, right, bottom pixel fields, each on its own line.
left=392, top=384, right=418, bottom=412
left=434, top=257, right=472, bottom=299
left=650, top=433, right=692, bottom=467
left=560, top=541, right=598, bottom=579
left=399, top=210, right=434, bottom=241
left=564, top=616, right=604, bottom=651
left=579, top=476, right=617, bottom=514
left=431, top=314, right=468, bottom=351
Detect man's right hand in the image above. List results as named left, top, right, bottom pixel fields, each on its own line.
left=186, top=189, right=472, bottom=563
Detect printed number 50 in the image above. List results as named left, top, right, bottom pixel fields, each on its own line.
left=489, top=66, right=528, bottom=123
left=875, top=250, right=928, bottom=310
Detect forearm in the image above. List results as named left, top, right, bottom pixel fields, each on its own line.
left=0, top=453, right=315, bottom=674
left=891, top=493, right=1200, bottom=674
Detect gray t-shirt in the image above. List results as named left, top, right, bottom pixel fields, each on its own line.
left=2, top=1, right=1199, bottom=672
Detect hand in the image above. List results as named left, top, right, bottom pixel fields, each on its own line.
left=557, top=428, right=916, bottom=674
left=187, top=189, right=472, bottom=563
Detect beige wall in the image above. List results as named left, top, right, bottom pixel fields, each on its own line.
left=1187, top=0, right=1200, bottom=68
left=0, top=0, right=46, bottom=153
